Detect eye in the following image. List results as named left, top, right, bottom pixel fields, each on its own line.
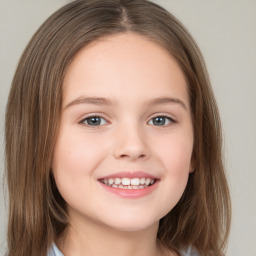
left=148, top=116, right=175, bottom=126
left=80, top=116, right=107, bottom=126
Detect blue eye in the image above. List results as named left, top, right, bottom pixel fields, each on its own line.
left=81, top=116, right=107, bottom=126
left=148, top=116, right=174, bottom=126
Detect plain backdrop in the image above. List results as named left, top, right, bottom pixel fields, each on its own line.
left=0, top=1, right=255, bottom=255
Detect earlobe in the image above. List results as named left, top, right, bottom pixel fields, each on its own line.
left=189, top=167, right=195, bottom=173
left=189, top=158, right=196, bottom=173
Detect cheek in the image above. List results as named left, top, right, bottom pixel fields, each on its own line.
left=52, top=129, right=106, bottom=175
left=164, top=144, right=192, bottom=175
left=51, top=128, right=108, bottom=209
left=156, top=131, right=193, bottom=173
left=51, top=128, right=108, bottom=199
left=152, top=132, right=193, bottom=212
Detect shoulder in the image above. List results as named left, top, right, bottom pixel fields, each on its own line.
left=47, top=243, right=200, bottom=256
left=179, top=246, right=200, bottom=256
left=47, top=243, right=64, bottom=256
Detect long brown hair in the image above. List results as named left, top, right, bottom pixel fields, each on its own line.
left=5, top=0, right=231, bottom=255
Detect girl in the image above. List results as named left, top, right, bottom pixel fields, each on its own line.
left=5, top=0, right=231, bottom=256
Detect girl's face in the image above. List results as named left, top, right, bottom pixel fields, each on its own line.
left=52, top=33, right=194, bottom=232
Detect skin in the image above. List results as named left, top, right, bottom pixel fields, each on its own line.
left=52, top=32, right=194, bottom=256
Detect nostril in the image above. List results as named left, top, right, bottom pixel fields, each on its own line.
left=113, top=138, right=150, bottom=160
left=118, top=153, right=147, bottom=160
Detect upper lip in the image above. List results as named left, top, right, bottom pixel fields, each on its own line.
left=98, top=171, right=159, bottom=180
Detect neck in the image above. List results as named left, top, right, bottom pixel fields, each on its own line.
left=57, top=214, right=170, bottom=256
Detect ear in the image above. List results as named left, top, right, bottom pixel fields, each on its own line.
left=189, top=157, right=196, bottom=173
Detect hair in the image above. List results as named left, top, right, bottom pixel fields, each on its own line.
left=5, top=0, right=231, bottom=255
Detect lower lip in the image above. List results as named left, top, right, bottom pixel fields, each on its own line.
left=99, top=181, right=159, bottom=198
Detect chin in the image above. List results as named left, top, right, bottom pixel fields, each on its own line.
left=106, top=221, right=158, bottom=233
left=100, top=211, right=161, bottom=233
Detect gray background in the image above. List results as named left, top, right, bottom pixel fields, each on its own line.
left=0, top=0, right=255, bottom=255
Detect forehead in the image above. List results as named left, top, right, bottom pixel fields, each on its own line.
left=63, top=32, right=189, bottom=105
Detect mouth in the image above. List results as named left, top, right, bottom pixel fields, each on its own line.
left=99, top=177, right=156, bottom=189
left=98, top=172, right=159, bottom=198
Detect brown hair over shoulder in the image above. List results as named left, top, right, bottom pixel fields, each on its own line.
left=5, top=1, right=231, bottom=255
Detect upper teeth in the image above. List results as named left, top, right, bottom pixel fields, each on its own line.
left=101, top=177, right=155, bottom=186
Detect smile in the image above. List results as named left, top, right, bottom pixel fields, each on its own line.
left=99, top=177, right=156, bottom=189
left=98, top=172, right=159, bottom=198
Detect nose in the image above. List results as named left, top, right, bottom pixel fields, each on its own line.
left=112, top=124, right=150, bottom=161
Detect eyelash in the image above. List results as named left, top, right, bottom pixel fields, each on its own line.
left=79, top=115, right=176, bottom=127
left=79, top=116, right=108, bottom=126
left=148, top=115, right=176, bottom=126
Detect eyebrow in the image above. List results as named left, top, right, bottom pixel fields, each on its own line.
left=64, top=97, right=114, bottom=109
left=145, top=97, right=188, bottom=110
left=64, top=96, right=187, bottom=111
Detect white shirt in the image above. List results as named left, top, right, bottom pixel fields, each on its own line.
left=47, top=243, right=64, bottom=256
left=47, top=243, right=199, bottom=256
